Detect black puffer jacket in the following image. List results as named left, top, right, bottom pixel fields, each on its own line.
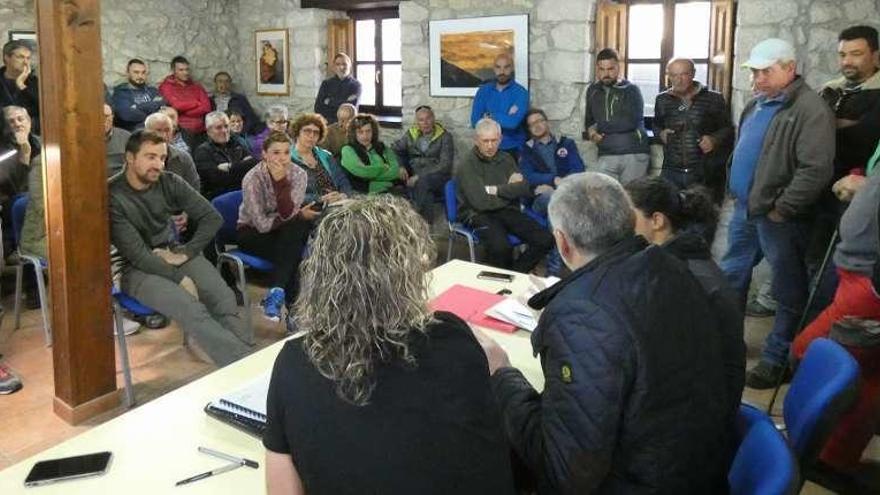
left=491, top=236, right=731, bottom=494
left=653, top=82, right=733, bottom=172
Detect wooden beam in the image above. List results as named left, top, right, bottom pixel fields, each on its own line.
left=35, top=0, right=119, bottom=423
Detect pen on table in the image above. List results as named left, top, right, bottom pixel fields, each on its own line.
left=198, top=446, right=259, bottom=469
left=175, top=462, right=241, bottom=486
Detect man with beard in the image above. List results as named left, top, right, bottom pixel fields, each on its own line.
left=470, top=53, right=530, bottom=154
left=584, top=48, right=650, bottom=184
left=109, top=130, right=252, bottom=366
left=111, top=58, right=165, bottom=131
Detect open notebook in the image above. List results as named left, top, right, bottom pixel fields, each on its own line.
left=204, top=372, right=271, bottom=438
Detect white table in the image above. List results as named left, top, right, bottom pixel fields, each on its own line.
left=0, top=259, right=543, bottom=493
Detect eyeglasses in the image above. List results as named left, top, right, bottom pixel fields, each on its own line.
left=300, top=128, right=321, bottom=136
left=269, top=119, right=288, bottom=126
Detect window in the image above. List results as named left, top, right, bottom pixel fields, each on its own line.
left=351, top=9, right=402, bottom=117
left=596, top=0, right=734, bottom=117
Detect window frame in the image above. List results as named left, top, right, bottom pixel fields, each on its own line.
left=349, top=8, right=402, bottom=118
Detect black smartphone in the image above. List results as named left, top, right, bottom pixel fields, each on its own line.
left=24, top=451, right=112, bottom=487
left=477, top=271, right=514, bottom=283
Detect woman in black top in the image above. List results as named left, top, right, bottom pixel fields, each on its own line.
left=263, top=194, right=515, bottom=495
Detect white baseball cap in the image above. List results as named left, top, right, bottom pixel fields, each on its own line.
left=742, top=38, right=796, bottom=70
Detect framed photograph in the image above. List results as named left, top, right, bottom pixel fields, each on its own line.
left=8, top=30, right=37, bottom=52
left=429, top=14, right=529, bottom=98
left=255, top=29, right=289, bottom=96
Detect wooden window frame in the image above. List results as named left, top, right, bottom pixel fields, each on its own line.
left=350, top=8, right=402, bottom=117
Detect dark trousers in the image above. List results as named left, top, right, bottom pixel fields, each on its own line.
left=661, top=167, right=704, bottom=190
left=408, top=172, right=449, bottom=221
left=470, top=208, right=553, bottom=273
left=237, top=219, right=312, bottom=305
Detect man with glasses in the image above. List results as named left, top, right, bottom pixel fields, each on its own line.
left=392, top=105, right=454, bottom=221
left=193, top=111, right=257, bottom=199
left=520, top=108, right=585, bottom=216
left=653, top=58, right=733, bottom=196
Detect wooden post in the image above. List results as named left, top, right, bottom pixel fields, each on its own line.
left=35, top=0, right=120, bottom=423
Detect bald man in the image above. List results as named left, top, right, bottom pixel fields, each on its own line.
left=470, top=53, right=530, bottom=153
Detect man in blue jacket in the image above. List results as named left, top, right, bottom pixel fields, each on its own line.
left=111, top=59, right=165, bottom=131
left=520, top=108, right=585, bottom=215
left=470, top=53, right=529, bottom=154
left=475, top=172, right=731, bottom=494
left=584, top=48, right=650, bottom=184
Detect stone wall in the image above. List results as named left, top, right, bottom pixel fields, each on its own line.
left=0, top=0, right=36, bottom=67
left=234, top=0, right=344, bottom=120
left=732, top=0, right=880, bottom=119
left=400, top=0, right=597, bottom=162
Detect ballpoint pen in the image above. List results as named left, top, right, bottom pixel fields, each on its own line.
left=198, top=446, right=259, bottom=469
left=175, top=462, right=241, bottom=486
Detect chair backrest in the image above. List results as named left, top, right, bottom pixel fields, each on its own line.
left=210, top=190, right=243, bottom=246
left=784, top=338, right=859, bottom=466
left=11, top=193, right=28, bottom=246
left=730, top=405, right=800, bottom=495
left=443, top=179, right=457, bottom=224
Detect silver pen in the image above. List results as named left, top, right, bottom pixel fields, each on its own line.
left=198, top=446, right=259, bottom=469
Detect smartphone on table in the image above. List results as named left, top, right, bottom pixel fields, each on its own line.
left=477, top=271, right=514, bottom=283
left=24, top=451, right=112, bottom=487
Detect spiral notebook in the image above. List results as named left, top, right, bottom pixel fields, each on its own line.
left=204, top=372, right=271, bottom=437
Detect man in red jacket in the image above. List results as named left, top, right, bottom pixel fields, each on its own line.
left=159, top=55, right=211, bottom=144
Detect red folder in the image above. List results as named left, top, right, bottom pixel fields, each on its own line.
left=429, top=284, right=517, bottom=333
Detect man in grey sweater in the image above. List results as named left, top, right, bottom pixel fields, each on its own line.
left=455, top=118, right=552, bottom=272
left=110, top=130, right=252, bottom=366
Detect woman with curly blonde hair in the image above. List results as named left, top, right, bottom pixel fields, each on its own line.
left=263, top=195, right=515, bottom=495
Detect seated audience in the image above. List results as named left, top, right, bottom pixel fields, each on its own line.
left=110, top=130, right=252, bottom=366
left=238, top=131, right=315, bottom=323
left=313, top=52, right=361, bottom=124
left=321, top=102, right=355, bottom=158
left=264, top=195, right=516, bottom=495
left=193, top=111, right=257, bottom=199
left=158, top=56, right=211, bottom=147
left=626, top=176, right=745, bottom=427
left=111, top=58, right=165, bottom=131
left=476, top=172, right=731, bottom=493
left=250, top=104, right=290, bottom=161
left=519, top=107, right=585, bottom=215
left=1, top=40, right=40, bottom=135
left=792, top=165, right=880, bottom=477
left=210, top=71, right=261, bottom=134
left=227, top=109, right=256, bottom=155
left=104, top=104, right=132, bottom=176
left=160, top=105, right=191, bottom=155
left=455, top=118, right=552, bottom=272
left=289, top=113, right=351, bottom=206
left=143, top=112, right=200, bottom=191
left=340, top=113, right=404, bottom=195
left=392, top=105, right=454, bottom=221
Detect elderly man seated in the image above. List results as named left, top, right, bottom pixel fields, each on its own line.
left=193, top=111, right=257, bottom=199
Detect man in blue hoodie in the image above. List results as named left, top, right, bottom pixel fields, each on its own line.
left=470, top=53, right=529, bottom=155
left=584, top=48, right=650, bottom=185
left=520, top=108, right=585, bottom=215
left=111, top=59, right=165, bottom=131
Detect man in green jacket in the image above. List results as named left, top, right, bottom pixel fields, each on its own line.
left=455, top=118, right=552, bottom=272
left=393, top=105, right=454, bottom=221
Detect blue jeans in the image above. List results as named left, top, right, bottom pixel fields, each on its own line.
left=720, top=201, right=809, bottom=366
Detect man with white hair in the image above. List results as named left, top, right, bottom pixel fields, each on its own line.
left=144, top=111, right=200, bottom=191
left=476, top=172, right=731, bottom=494
left=193, top=111, right=257, bottom=199
left=455, top=118, right=551, bottom=272
left=720, top=38, right=835, bottom=389
left=249, top=104, right=290, bottom=161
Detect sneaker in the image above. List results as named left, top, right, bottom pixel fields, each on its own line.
left=745, top=361, right=790, bottom=390
left=261, top=287, right=285, bottom=322
left=113, top=316, right=141, bottom=336
left=745, top=298, right=775, bottom=317
left=0, top=363, right=23, bottom=394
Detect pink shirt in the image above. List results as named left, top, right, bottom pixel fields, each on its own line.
left=237, top=161, right=307, bottom=233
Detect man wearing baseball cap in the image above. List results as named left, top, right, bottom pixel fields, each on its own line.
left=720, top=38, right=835, bottom=389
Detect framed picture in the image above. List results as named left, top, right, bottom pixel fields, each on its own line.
left=255, top=29, right=289, bottom=96
left=8, top=30, right=37, bottom=52
left=429, top=14, right=529, bottom=98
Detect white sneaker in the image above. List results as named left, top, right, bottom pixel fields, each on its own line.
left=113, top=317, right=141, bottom=336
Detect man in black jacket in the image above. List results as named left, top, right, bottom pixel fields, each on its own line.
left=0, top=41, right=39, bottom=135
left=314, top=52, right=361, bottom=124
left=474, top=172, right=730, bottom=494
left=193, top=111, right=257, bottom=199
left=654, top=58, right=733, bottom=197
left=210, top=71, right=262, bottom=135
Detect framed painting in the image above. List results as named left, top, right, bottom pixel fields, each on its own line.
left=8, top=30, right=37, bottom=51
left=255, top=29, right=289, bottom=96
left=429, top=14, right=529, bottom=98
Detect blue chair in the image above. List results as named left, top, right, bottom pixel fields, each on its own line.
left=783, top=338, right=859, bottom=477
left=211, top=190, right=275, bottom=334
left=443, top=180, right=522, bottom=262
left=729, top=404, right=800, bottom=495
left=10, top=195, right=51, bottom=346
